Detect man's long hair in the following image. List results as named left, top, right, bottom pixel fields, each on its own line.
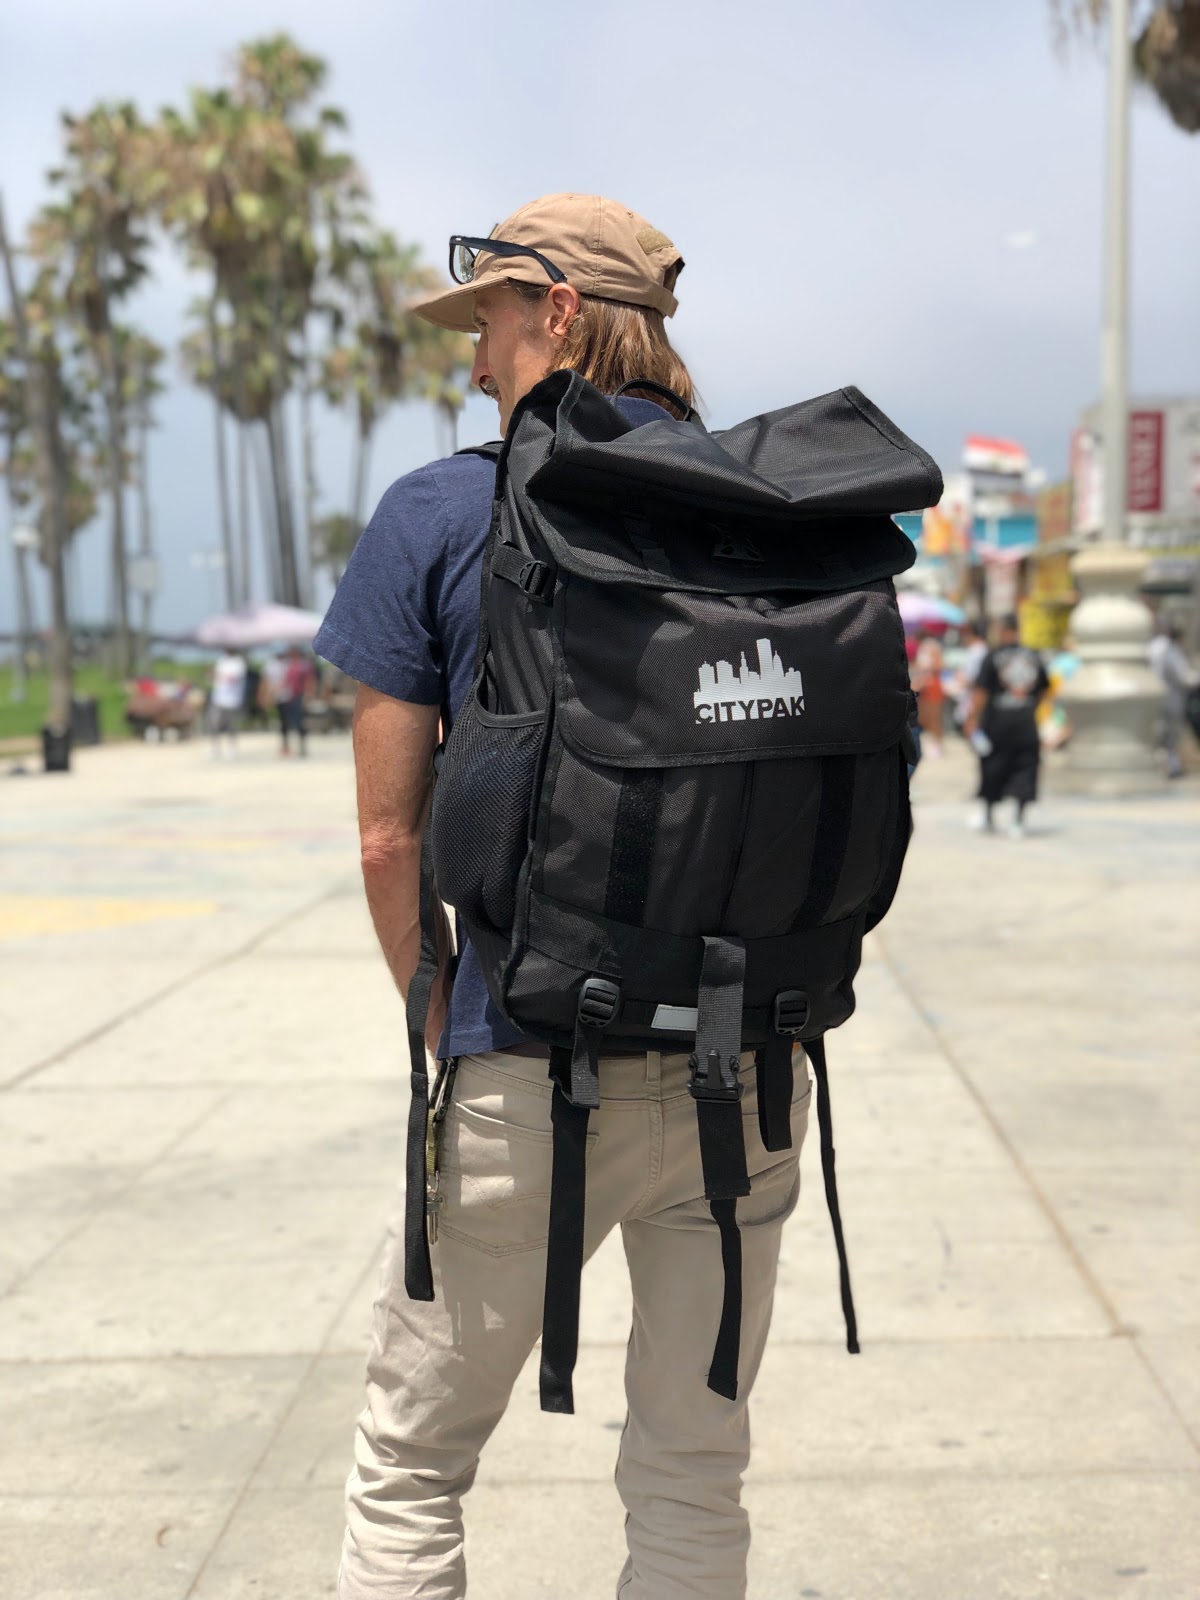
left=513, top=275, right=698, bottom=417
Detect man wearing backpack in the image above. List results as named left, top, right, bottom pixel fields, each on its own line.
left=315, top=194, right=939, bottom=1600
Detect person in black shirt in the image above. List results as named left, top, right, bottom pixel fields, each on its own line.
left=965, top=615, right=1050, bottom=837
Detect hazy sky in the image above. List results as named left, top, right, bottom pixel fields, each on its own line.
left=3, top=0, right=1198, bottom=634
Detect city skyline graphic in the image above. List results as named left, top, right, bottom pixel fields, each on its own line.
left=693, top=638, right=805, bottom=720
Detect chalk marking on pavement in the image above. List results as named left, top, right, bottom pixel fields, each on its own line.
left=874, top=927, right=1127, bottom=1341
left=2, top=881, right=351, bottom=1091
left=0, top=894, right=218, bottom=940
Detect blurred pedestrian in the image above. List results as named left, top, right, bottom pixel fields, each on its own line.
left=278, top=645, right=316, bottom=758
left=1148, top=621, right=1199, bottom=779
left=208, top=649, right=246, bottom=760
left=965, top=614, right=1050, bottom=837
left=242, top=657, right=267, bottom=730
left=911, top=630, right=946, bottom=757
left=952, top=617, right=989, bottom=736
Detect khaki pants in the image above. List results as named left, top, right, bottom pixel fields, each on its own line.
left=339, top=1046, right=810, bottom=1600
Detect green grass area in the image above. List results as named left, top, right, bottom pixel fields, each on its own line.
left=0, top=660, right=209, bottom=744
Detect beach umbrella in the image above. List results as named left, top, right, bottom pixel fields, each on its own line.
left=191, top=603, right=325, bottom=649
left=897, top=592, right=966, bottom=631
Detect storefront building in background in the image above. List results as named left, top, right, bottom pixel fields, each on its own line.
left=1072, top=396, right=1200, bottom=646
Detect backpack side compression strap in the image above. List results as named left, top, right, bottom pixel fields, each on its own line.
left=808, top=1036, right=860, bottom=1353
left=691, top=936, right=753, bottom=1401
left=403, top=823, right=449, bottom=1303
left=539, top=1044, right=593, bottom=1414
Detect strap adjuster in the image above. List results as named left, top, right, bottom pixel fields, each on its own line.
left=518, top=558, right=555, bottom=602
left=578, top=977, right=620, bottom=1029
left=773, top=990, right=810, bottom=1036
left=688, top=1048, right=744, bottom=1102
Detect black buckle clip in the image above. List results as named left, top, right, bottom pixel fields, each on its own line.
left=518, top=559, right=555, bottom=603
left=578, top=977, right=620, bottom=1030
left=688, top=1049, right=744, bottom=1102
left=773, top=990, right=810, bottom=1036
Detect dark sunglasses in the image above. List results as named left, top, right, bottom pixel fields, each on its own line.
left=449, top=234, right=567, bottom=288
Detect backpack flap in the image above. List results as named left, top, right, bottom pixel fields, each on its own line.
left=554, top=575, right=910, bottom=768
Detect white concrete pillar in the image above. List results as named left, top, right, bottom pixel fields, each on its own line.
left=1056, top=544, right=1163, bottom=795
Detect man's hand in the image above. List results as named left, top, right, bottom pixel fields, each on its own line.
left=352, top=685, right=451, bottom=1053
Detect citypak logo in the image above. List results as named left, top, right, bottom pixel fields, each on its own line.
left=694, top=639, right=805, bottom=724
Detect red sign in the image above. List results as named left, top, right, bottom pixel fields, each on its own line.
left=1128, top=410, right=1164, bottom=513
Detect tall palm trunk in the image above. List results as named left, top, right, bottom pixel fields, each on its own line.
left=350, top=416, right=374, bottom=532
left=230, top=342, right=253, bottom=607
left=235, top=420, right=252, bottom=606
left=298, top=320, right=318, bottom=608
left=252, top=420, right=282, bottom=601
left=99, top=336, right=132, bottom=676
left=135, top=406, right=154, bottom=664
left=205, top=296, right=236, bottom=610
left=265, top=399, right=300, bottom=604
left=265, top=277, right=300, bottom=606
left=0, top=194, right=73, bottom=740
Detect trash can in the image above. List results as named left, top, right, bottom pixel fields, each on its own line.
left=70, top=696, right=102, bottom=746
left=41, top=725, right=72, bottom=772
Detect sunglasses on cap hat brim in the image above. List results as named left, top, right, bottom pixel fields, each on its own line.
left=449, top=235, right=568, bottom=288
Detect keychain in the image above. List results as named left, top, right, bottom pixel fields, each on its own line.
left=425, top=1057, right=459, bottom=1247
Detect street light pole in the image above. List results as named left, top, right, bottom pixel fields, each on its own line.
left=1057, top=0, right=1163, bottom=795
left=1101, top=0, right=1130, bottom=545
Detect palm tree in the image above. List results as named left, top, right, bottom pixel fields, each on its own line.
left=121, top=329, right=164, bottom=660
left=416, top=323, right=477, bottom=457
left=31, top=103, right=155, bottom=677
left=158, top=41, right=365, bottom=607
left=0, top=314, right=38, bottom=699
left=1052, top=2, right=1200, bottom=131
left=0, top=195, right=76, bottom=742
left=320, top=230, right=451, bottom=527
left=310, top=511, right=361, bottom=587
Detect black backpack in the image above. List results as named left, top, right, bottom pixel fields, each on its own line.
left=405, top=371, right=942, bottom=1413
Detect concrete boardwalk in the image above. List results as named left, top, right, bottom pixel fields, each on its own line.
left=1, top=732, right=1197, bottom=1599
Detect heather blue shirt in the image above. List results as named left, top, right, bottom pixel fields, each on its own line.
left=315, top=397, right=665, bottom=1056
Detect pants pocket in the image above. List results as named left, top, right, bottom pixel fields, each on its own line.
left=437, top=1061, right=597, bottom=1257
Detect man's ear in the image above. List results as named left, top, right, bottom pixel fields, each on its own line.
left=546, top=282, right=581, bottom=339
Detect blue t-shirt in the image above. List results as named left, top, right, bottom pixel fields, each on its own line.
left=314, top=396, right=665, bottom=1055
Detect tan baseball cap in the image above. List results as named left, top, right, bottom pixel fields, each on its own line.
left=410, top=193, right=684, bottom=333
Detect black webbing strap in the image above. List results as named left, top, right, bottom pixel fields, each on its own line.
left=490, top=540, right=555, bottom=603
left=808, top=1035, right=860, bottom=1354
left=570, top=1015, right=603, bottom=1111
left=403, top=822, right=447, bottom=1302
left=755, top=1034, right=795, bottom=1154
left=691, top=935, right=752, bottom=1401
left=540, top=1044, right=591, bottom=1414
left=604, top=770, right=664, bottom=925
left=791, top=754, right=857, bottom=929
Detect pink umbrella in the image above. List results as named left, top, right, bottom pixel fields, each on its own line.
left=191, top=603, right=325, bottom=649
left=897, top=592, right=966, bottom=631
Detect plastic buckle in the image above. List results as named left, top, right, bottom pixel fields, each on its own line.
left=773, top=990, right=810, bottom=1036
left=578, top=977, right=621, bottom=1030
left=688, top=1049, right=744, bottom=1102
left=519, top=559, right=555, bottom=603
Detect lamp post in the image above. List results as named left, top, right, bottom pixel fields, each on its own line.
left=8, top=521, right=39, bottom=703
left=1057, top=0, right=1164, bottom=796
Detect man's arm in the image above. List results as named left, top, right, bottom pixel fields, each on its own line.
left=352, top=684, right=451, bottom=1050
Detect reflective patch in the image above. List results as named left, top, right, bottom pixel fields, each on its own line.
left=651, top=1004, right=698, bottom=1032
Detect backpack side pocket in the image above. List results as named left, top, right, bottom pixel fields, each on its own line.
left=432, top=693, right=547, bottom=935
